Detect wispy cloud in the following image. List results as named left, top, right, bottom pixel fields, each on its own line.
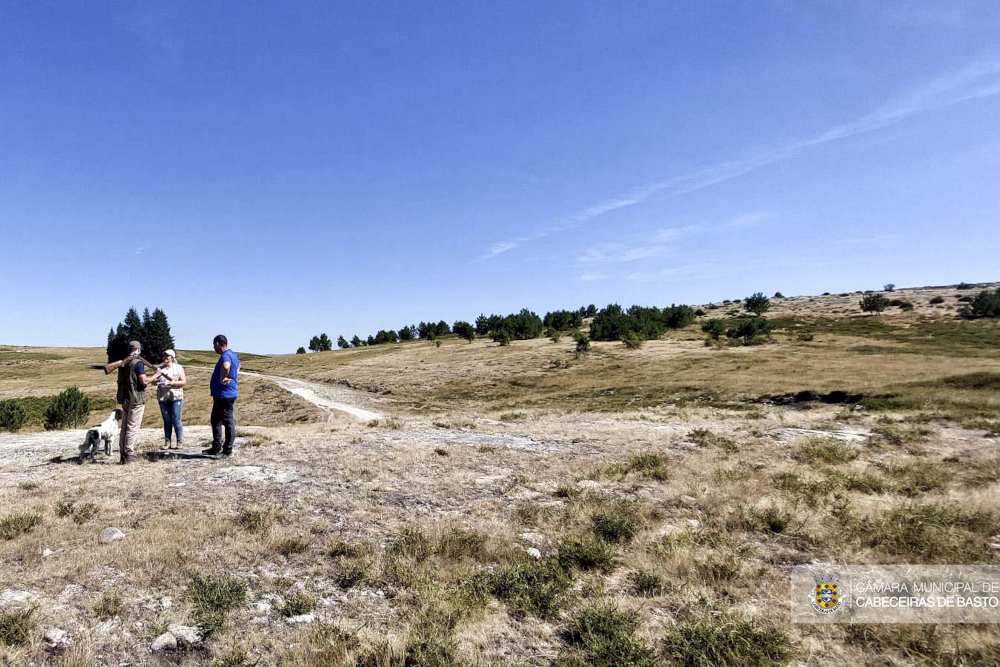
left=482, top=61, right=1000, bottom=259
left=576, top=214, right=770, bottom=265
left=133, top=246, right=147, bottom=255
left=579, top=273, right=608, bottom=282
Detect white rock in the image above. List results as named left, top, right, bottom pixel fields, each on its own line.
left=475, top=475, right=504, bottom=486
left=41, top=548, right=54, bottom=558
left=526, top=547, right=542, bottom=560
left=286, top=614, right=315, bottom=624
left=44, top=628, right=68, bottom=647
left=251, top=616, right=270, bottom=625
left=167, top=482, right=186, bottom=488
left=58, top=584, right=82, bottom=603
left=166, top=624, right=203, bottom=645
left=575, top=480, right=600, bottom=491
left=255, top=602, right=273, bottom=614
left=686, top=519, right=700, bottom=529
left=160, top=597, right=173, bottom=609
left=519, top=532, right=545, bottom=548
left=0, top=590, right=38, bottom=611
left=99, top=528, right=125, bottom=543
left=151, top=632, right=177, bottom=652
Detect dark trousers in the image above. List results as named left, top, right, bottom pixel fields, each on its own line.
left=210, top=397, right=236, bottom=451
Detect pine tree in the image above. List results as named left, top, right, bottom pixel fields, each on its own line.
left=144, top=308, right=175, bottom=361
left=350, top=335, right=363, bottom=348
left=318, top=333, right=332, bottom=351
left=337, top=335, right=350, bottom=349
left=309, top=336, right=321, bottom=352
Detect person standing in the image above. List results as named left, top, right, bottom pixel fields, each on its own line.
left=116, top=340, right=163, bottom=464
left=156, top=349, right=186, bottom=450
left=204, top=334, right=239, bottom=457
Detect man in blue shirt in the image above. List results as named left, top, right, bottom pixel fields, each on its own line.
left=204, top=334, right=240, bottom=456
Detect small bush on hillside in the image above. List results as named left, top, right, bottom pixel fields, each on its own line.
left=280, top=590, right=317, bottom=617
left=622, top=332, right=643, bottom=349
left=929, top=296, right=944, bottom=304
left=574, top=333, right=591, bottom=355
left=957, top=282, right=974, bottom=290
left=295, top=347, right=306, bottom=354
left=452, top=320, right=476, bottom=342
left=480, top=557, right=572, bottom=619
left=797, top=438, right=859, bottom=464
left=627, top=571, right=668, bottom=597
left=549, top=329, right=562, bottom=343
left=701, top=319, right=726, bottom=340
left=592, top=500, right=642, bottom=544
left=859, top=293, right=889, bottom=315
left=726, top=318, right=773, bottom=345
left=0, top=400, right=28, bottom=432
left=744, top=292, right=770, bottom=316
left=493, top=329, right=511, bottom=346
left=93, top=591, right=125, bottom=620
left=960, top=288, right=1000, bottom=319
left=884, top=284, right=895, bottom=292
left=774, top=291, right=784, bottom=298
left=558, top=535, right=616, bottom=572
left=44, top=387, right=90, bottom=430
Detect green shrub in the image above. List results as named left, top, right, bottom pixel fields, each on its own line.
left=187, top=573, right=247, bottom=635
left=549, top=329, right=562, bottom=343
left=493, top=329, right=512, bottom=346
left=389, top=528, right=432, bottom=561
left=274, top=535, right=310, bottom=556
left=743, top=292, right=771, bottom=316
left=960, top=288, right=1000, bottom=319
left=235, top=508, right=275, bottom=534
left=479, top=557, right=572, bottom=619
left=700, top=319, right=726, bottom=340
left=797, top=438, right=859, bottom=464
left=622, top=331, right=643, bottom=349
left=592, top=500, right=642, bottom=544
left=0, top=512, right=43, bottom=540
left=853, top=502, right=999, bottom=562
left=0, top=609, right=36, bottom=647
left=726, top=318, right=773, bottom=345
left=590, top=303, right=694, bottom=341
left=93, top=591, right=125, bottom=620
left=606, top=452, right=669, bottom=481
left=738, top=505, right=793, bottom=534
left=661, top=616, right=794, bottom=666
left=574, top=332, right=591, bottom=354
left=544, top=310, right=584, bottom=331
left=556, top=602, right=657, bottom=667
left=627, top=571, right=668, bottom=597
left=557, top=535, right=616, bottom=572
left=452, top=320, right=476, bottom=342
left=279, top=590, right=317, bottom=617
left=859, top=293, right=889, bottom=315
left=929, top=296, right=944, bottom=304
left=44, top=386, right=91, bottom=430
left=0, top=400, right=28, bottom=432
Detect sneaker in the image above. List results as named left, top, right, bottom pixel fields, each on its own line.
left=202, top=446, right=222, bottom=456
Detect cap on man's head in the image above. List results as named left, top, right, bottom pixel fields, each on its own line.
left=128, top=341, right=141, bottom=352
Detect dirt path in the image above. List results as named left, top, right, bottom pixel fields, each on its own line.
left=243, top=371, right=383, bottom=423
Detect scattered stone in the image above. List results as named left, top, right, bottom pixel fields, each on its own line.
left=286, top=614, right=315, bottom=624
left=475, top=475, right=504, bottom=486
left=575, top=480, right=600, bottom=491
left=160, top=597, right=173, bottom=609
left=99, top=527, right=125, bottom=543
left=679, top=495, right=698, bottom=507
left=44, top=628, right=68, bottom=648
left=767, top=428, right=867, bottom=444
left=166, top=624, right=203, bottom=646
left=252, top=616, right=270, bottom=625
left=255, top=601, right=273, bottom=614
left=526, top=547, right=542, bottom=560
left=167, top=482, right=186, bottom=488
left=212, top=466, right=298, bottom=484
left=686, top=519, right=700, bottom=529
left=151, top=632, right=177, bottom=652
left=519, top=532, right=545, bottom=548
left=41, top=548, right=54, bottom=558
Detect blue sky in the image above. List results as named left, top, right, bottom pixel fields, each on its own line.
left=2, top=2, right=998, bottom=353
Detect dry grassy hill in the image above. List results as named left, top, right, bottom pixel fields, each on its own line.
left=1, top=282, right=999, bottom=665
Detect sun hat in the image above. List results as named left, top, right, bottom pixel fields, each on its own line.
left=163, top=349, right=176, bottom=359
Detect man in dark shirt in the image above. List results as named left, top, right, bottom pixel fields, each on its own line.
left=116, top=340, right=162, bottom=464
left=204, top=334, right=240, bottom=456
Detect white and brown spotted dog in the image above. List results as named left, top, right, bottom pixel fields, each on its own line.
left=79, top=409, right=122, bottom=463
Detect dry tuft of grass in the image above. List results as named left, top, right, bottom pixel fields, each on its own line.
left=0, top=609, right=35, bottom=648
left=92, top=591, right=125, bottom=620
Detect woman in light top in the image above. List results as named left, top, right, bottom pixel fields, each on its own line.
left=156, top=349, right=187, bottom=450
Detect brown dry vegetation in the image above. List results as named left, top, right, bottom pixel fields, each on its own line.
left=1, top=283, right=1000, bottom=665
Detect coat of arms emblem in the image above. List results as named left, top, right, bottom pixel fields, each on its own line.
left=812, top=573, right=842, bottom=614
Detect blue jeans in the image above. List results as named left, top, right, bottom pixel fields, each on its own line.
left=158, top=400, right=183, bottom=443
